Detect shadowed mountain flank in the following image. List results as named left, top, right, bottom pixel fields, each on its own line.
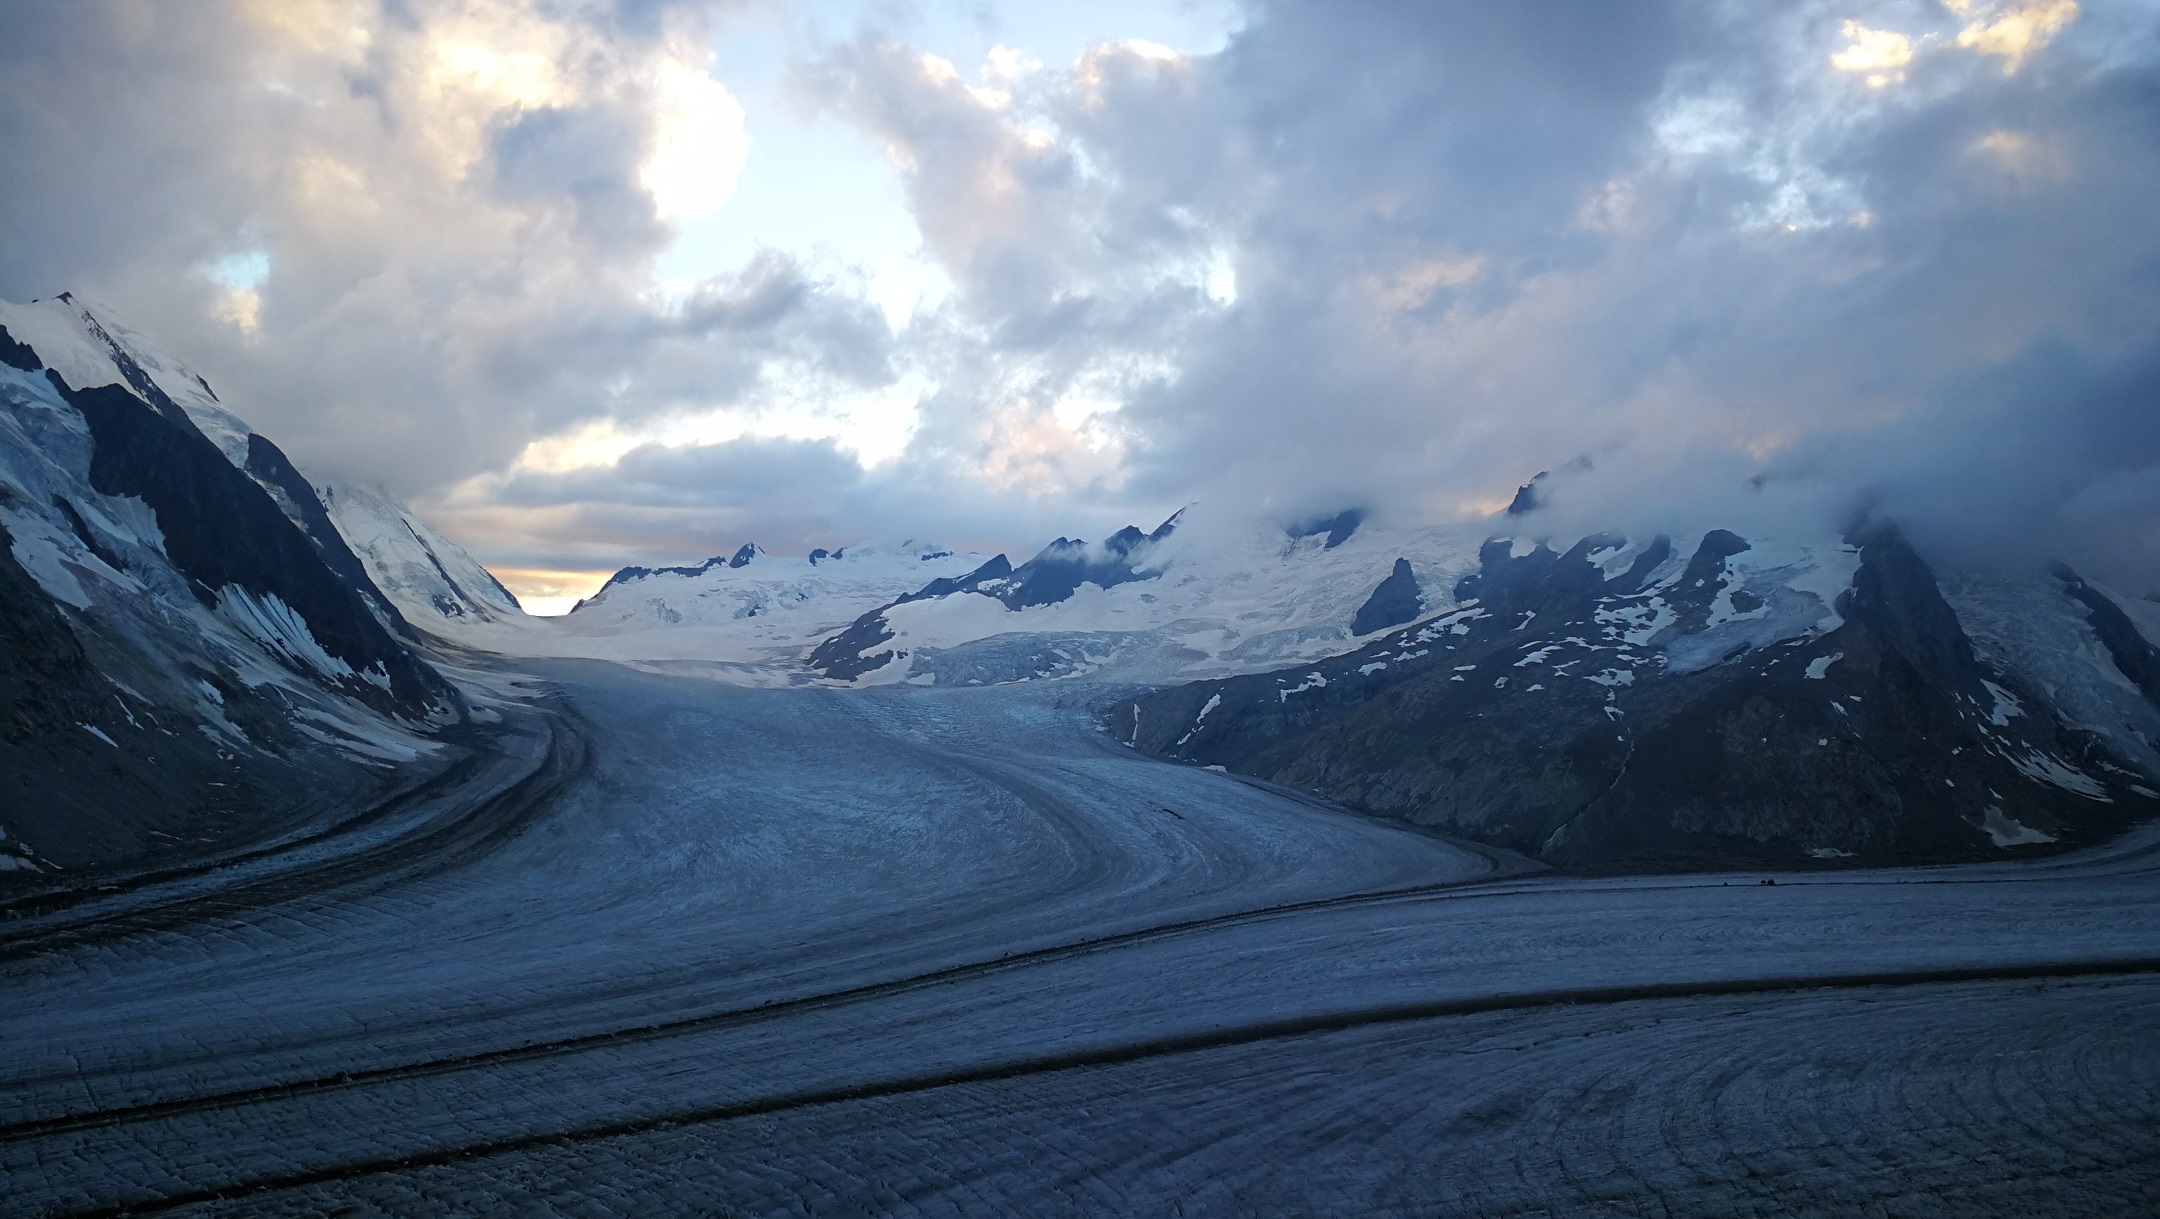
left=1116, top=527, right=2159, bottom=870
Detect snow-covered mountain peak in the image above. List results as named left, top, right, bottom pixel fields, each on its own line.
left=0, top=294, right=250, bottom=460
left=381, top=537, right=996, bottom=674
left=0, top=295, right=529, bottom=648
left=787, top=498, right=1894, bottom=688
left=796, top=507, right=1492, bottom=684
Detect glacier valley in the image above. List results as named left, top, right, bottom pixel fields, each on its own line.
left=2, top=297, right=2158, bottom=1215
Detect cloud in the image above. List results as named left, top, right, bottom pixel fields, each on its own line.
left=1954, top=1, right=2083, bottom=71
left=1833, top=20, right=1915, bottom=85
left=1808, top=330, right=2160, bottom=586
left=499, top=433, right=865, bottom=510
left=2, top=0, right=2156, bottom=596
left=784, top=0, right=2160, bottom=586
left=643, top=55, right=751, bottom=219
left=490, top=102, right=662, bottom=250
left=0, top=0, right=801, bottom=495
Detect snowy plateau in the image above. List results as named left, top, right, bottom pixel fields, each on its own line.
left=3, top=299, right=2160, bottom=1216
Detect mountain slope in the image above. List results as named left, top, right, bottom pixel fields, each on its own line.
left=0, top=296, right=465, bottom=882
left=317, top=481, right=524, bottom=632
left=804, top=515, right=1184, bottom=682
left=1114, top=524, right=2160, bottom=870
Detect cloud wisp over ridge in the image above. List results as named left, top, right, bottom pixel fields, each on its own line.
left=1, top=0, right=2155, bottom=601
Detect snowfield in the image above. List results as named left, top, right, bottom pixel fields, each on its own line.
left=4, top=661, right=2158, bottom=1216
left=531, top=542, right=996, bottom=671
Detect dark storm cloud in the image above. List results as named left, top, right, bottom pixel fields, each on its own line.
left=0, top=3, right=263, bottom=294
left=797, top=0, right=2160, bottom=585
left=1789, top=331, right=2160, bottom=587
left=500, top=433, right=864, bottom=509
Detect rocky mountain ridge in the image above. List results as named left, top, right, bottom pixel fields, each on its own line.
left=1112, top=523, right=2160, bottom=869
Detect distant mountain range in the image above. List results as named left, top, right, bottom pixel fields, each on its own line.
left=4, top=295, right=2156, bottom=877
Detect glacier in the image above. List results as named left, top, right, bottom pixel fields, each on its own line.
left=3, top=664, right=2158, bottom=1215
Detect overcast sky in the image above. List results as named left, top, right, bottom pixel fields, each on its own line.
left=2, top=0, right=2156, bottom=612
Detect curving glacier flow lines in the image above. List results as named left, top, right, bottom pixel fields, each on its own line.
left=3, top=661, right=2158, bottom=1216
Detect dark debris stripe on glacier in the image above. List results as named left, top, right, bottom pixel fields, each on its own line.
left=174, top=976, right=2160, bottom=1219
left=4, top=664, right=2159, bottom=1215
left=27, top=964, right=2160, bottom=1217
left=0, top=695, right=575, bottom=963
left=0, top=853, right=1526, bottom=1148
left=17, top=860, right=2160, bottom=1216
left=0, top=667, right=1489, bottom=1189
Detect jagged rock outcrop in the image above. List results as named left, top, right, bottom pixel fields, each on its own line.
left=1351, top=558, right=1424, bottom=636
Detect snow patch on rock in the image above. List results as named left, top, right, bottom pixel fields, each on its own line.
left=1980, top=807, right=2058, bottom=846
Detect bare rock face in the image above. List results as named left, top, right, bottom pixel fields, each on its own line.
left=1115, top=526, right=2160, bottom=871
left=53, top=375, right=451, bottom=719
left=1351, top=558, right=1424, bottom=637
